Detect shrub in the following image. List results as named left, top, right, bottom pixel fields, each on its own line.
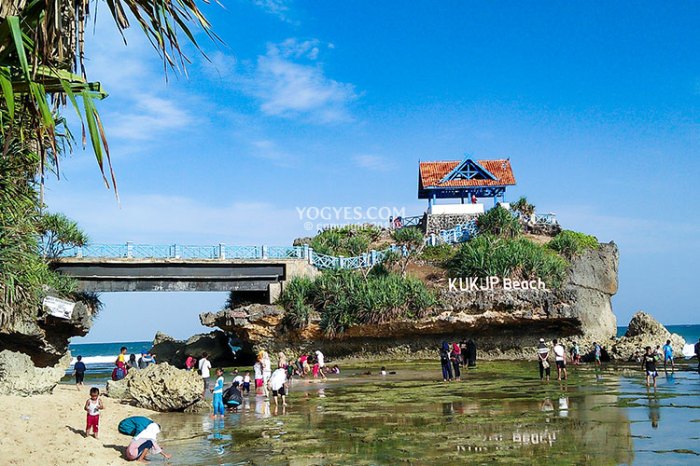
left=447, top=235, right=569, bottom=289
left=511, top=196, right=535, bottom=217
left=548, top=230, right=598, bottom=260
left=309, top=225, right=382, bottom=256
left=419, top=244, right=457, bottom=263
left=476, top=206, right=521, bottom=238
left=278, top=269, right=436, bottom=336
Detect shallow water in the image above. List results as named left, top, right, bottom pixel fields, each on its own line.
left=129, top=361, right=699, bottom=465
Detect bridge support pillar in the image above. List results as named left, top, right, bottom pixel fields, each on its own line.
left=268, top=282, right=282, bottom=304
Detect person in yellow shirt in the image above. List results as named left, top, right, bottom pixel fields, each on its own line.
left=117, top=346, right=127, bottom=365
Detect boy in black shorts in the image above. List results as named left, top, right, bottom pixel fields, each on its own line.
left=74, top=355, right=86, bottom=390
left=642, top=346, right=658, bottom=388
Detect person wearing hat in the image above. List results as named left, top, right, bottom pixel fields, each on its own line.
left=537, top=338, right=550, bottom=382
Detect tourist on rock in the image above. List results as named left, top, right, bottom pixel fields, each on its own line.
left=553, top=339, right=567, bottom=381
left=642, top=346, right=659, bottom=388
left=198, top=352, right=212, bottom=398
left=662, top=340, right=674, bottom=371
left=127, top=354, right=138, bottom=371
left=439, top=341, right=453, bottom=382
left=537, top=338, right=550, bottom=382
left=74, top=355, right=86, bottom=390
left=138, top=352, right=148, bottom=369
left=451, top=342, right=461, bottom=381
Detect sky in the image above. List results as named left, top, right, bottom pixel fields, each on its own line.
left=48, top=1, right=700, bottom=343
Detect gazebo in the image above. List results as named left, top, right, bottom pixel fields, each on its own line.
left=418, top=156, right=516, bottom=215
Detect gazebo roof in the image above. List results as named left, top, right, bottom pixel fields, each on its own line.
left=418, top=157, right=516, bottom=199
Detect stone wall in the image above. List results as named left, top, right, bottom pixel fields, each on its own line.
left=425, top=213, right=477, bottom=234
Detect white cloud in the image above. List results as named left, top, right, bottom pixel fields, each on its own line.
left=251, top=0, right=295, bottom=23
left=107, top=94, right=192, bottom=140
left=206, top=39, right=357, bottom=124
left=353, top=154, right=395, bottom=172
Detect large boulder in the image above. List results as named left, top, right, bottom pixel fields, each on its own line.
left=0, top=350, right=71, bottom=396
left=609, top=311, right=685, bottom=360
left=149, top=331, right=236, bottom=368
left=106, top=363, right=203, bottom=412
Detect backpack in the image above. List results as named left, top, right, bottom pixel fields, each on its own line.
left=111, top=367, right=126, bottom=381
left=118, top=416, right=153, bottom=436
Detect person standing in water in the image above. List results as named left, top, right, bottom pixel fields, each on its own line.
left=198, top=352, right=212, bottom=398
left=553, top=339, right=567, bottom=381
left=593, top=342, right=602, bottom=367
left=211, top=368, right=225, bottom=419
left=662, top=340, right=674, bottom=371
left=450, top=342, right=461, bottom=381
left=537, top=338, right=551, bottom=382
left=439, top=341, right=453, bottom=382
left=642, top=346, right=659, bottom=388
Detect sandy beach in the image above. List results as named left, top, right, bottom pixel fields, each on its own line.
left=0, top=385, right=156, bottom=466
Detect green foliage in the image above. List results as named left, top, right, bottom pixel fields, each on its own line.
left=548, top=230, right=599, bottom=260
left=476, top=206, right=521, bottom=238
left=447, top=235, right=569, bottom=289
left=511, top=196, right=535, bottom=217
left=391, top=226, right=424, bottom=247
left=419, top=244, right=457, bottom=263
left=309, top=225, right=382, bottom=256
left=38, top=212, right=89, bottom=259
left=278, top=270, right=436, bottom=336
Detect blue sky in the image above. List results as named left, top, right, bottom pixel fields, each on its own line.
left=49, top=1, right=699, bottom=343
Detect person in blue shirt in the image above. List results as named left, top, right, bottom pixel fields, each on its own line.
left=211, top=368, right=225, bottom=419
left=662, top=340, right=674, bottom=371
left=74, top=355, right=86, bottom=390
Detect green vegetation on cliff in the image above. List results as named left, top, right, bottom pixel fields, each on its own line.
left=447, top=235, right=569, bottom=289
left=476, top=205, right=521, bottom=238
left=309, top=225, right=383, bottom=256
left=547, top=230, right=599, bottom=260
left=279, top=269, right=436, bottom=336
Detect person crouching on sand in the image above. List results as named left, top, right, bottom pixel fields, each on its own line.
left=126, top=422, right=171, bottom=462
left=84, top=387, right=104, bottom=438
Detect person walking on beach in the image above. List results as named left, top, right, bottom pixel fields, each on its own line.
left=642, top=346, right=659, bottom=388
left=593, top=342, right=602, bottom=367
left=553, top=339, right=567, bottom=381
left=439, top=341, right=453, bottom=382
left=211, top=368, right=225, bottom=419
left=84, top=387, right=104, bottom=438
left=451, top=342, right=461, bottom=381
left=662, top=340, right=674, bottom=371
left=537, top=338, right=550, bottom=382
left=74, top=355, right=86, bottom=390
left=198, top=352, right=212, bottom=398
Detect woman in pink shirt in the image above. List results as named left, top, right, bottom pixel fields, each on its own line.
left=126, top=422, right=171, bottom=462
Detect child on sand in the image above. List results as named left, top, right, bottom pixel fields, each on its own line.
left=211, top=368, right=225, bottom=419
left=74, top=355, right=86, bottom=390
left=84, top=387, right=104, bottom=438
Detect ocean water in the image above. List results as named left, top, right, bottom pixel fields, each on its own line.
left=67, top=340, right=152, bottom=374
left=617, top=324, right=699, bottom=357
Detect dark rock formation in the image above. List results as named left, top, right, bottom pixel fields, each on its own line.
left=149, top=330, right=237, bottom=368
left=106, top=363, right=203, bottom=412
left=200, top=243, right=620, bottom=360
left=609, top=311, right=685, bottom=360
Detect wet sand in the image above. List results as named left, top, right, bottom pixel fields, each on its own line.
left=0, top=384, right=155, bottom=466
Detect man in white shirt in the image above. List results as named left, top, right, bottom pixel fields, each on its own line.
left=552, top=339, right=567, bottom=381
left=315, top=350, right=327, bottom=380
left=231, top=368, right=244, bottom=385
left=269, top=367, right=288, bottom=407
left=198, top=352, right=212, bottom=398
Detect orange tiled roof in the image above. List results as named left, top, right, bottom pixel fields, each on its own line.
left=419, top=159, right=516, bottom=188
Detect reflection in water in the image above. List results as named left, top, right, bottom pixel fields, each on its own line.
left=647, top=389, right=660, bottom=429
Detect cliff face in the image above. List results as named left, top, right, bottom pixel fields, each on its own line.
left=200, top=243, right=619, bottom=361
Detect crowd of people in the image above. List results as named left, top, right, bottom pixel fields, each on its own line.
left=439, top=339, right=477, bottom=382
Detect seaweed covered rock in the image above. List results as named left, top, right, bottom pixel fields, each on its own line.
left=0, top=350, right=71, bottom=396
left=106, top=363, right=202, bottom=412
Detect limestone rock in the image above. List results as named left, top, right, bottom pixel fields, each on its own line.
left=106, top=363, right=202, bottom=412
left=0, top=350, right=71, bottom=396
left=149, top=330, right=236, bottom=368
left=609, top=311, right=686, bottom=360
